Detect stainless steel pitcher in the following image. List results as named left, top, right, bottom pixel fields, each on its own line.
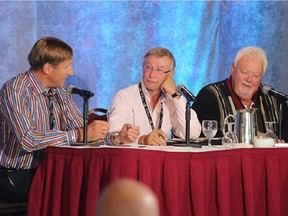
left=235, top=108, right=258, bottom=144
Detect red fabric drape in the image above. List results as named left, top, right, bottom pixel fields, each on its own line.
left=28, top=147, right=288, bottom=216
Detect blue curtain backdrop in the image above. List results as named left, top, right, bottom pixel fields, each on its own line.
left=1, top=1, right=288, bottom=110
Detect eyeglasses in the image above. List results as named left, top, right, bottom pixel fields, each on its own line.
left=142, top=63, right=172, bottom=75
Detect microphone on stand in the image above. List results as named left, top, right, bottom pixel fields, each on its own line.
left=175, top=84, right=201, bottom=148
left=177, top=84, right=196, bottom=102
left=67, top=85, right=94, bottom=98
left=262, top=85, right=288, bottom=100
left=262, top=85, right=287, bottom=141
left=67, top=85, right=94, bottom=145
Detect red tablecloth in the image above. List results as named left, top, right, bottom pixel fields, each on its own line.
left=28, top=146, right=288, bottom=216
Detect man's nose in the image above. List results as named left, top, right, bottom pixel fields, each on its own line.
left=68, top=68, right=74, bottom=76
left=246, top=73, right=252, bottom=81
left=149, top=68, right=158, bottom=77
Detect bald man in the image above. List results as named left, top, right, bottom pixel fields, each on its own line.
left=96, top=178, right=159, bottom=216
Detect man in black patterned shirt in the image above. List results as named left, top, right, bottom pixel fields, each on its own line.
left=192, top=46, right=288, bottom=141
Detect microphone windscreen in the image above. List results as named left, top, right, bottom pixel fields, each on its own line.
left=177, top=84, right=185, bottom=91
left=67, top=85, right=75, bottom=94
left=261, top=85, right=271, bottom=95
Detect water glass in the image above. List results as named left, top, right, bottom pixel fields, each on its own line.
left=202, top=120, right=218, bottom=147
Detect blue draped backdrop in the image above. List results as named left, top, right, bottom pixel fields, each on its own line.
left=1, top=1, right=288, bottom=110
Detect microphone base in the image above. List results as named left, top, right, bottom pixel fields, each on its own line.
left=70, top=142, right=100, bottom=147
left=179, top=140, right=202, bottom=148
left=166, top=139, right=202, bottom=148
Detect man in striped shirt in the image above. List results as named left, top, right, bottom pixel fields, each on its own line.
left=0, top=37, right=139, bottom=202
left=192, top=46, right=288, bottom=142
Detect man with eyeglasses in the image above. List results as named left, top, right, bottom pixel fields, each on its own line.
left=192, top=46, right=288, bottom=142
left=108, top=47, right=201, bottom=145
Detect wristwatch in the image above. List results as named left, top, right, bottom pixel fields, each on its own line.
left=171, top=91, right=182, bottom=98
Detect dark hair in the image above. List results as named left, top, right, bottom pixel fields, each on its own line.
left=28, top=36, right=73, bottom=70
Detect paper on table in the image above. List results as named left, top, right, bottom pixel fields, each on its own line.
left=275, top=143, right=288, bottom=148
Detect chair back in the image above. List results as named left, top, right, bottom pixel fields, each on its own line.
left=88, top=108, right=108, bottom=124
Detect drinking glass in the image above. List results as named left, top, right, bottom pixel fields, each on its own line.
left=202, top=120, right=218, bottom=147
left=264, top=121, right=278, bottom=141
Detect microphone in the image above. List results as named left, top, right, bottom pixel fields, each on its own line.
left=262, top=85, right=288, bottom=100
left=67, top=85, right=94, bottom=98
left=177, top=84, right=196, bottom=102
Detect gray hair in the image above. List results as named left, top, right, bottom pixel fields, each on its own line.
left=144, top=47, right=176, bottom=68
left=233, top=46, right=268, bottom=74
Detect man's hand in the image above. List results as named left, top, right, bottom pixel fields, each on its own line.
left=114, top=124, right=140, bottom=144
left=161, top=76, right=177, bottom=96
left=78, top=120, right=109, bottom=142
left=138, top=129, right=168, bottom=146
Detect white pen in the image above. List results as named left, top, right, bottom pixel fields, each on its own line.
left=107, top=107, right=115, bottom=120
left=132, top=108, right=135, bottom=126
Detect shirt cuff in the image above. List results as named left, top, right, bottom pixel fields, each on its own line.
left=66, top=130, right=78, bottom=144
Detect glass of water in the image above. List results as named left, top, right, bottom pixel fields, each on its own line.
left=264, top=121, right=278, bottom=141
left=202, top=120, right=218, bottom=147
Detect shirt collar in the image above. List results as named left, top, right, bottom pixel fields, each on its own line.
left=27, top=69, right=48, bottom=95
left=28, top=69, right=59, bottom=96
left=140, top=80, right=166, bottom=102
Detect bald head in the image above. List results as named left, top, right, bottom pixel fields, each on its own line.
left=96, top=178, right=159, bottom=216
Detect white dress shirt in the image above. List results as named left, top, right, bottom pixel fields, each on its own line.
left=108, top=80, right=201, bottom=142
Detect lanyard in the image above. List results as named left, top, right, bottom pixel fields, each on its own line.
left=138, top=82, right=163, bottom=130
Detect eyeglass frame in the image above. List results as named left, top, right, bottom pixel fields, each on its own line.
left=142, top=63, right=173, bottom=75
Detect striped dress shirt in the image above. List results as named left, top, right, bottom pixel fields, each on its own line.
left=0, top=70, right=83, bottom=169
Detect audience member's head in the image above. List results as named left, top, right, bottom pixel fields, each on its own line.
left=96, top=178, right=159, bottom=216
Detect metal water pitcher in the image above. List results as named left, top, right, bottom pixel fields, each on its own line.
left=235, top=108, right=258, bottom=144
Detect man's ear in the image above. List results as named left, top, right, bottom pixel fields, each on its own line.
left=169, top=69, right=175, bottom=77
left=230, top=63, right=235, bottom=75
left=42, top=63, right=52, bottom=75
